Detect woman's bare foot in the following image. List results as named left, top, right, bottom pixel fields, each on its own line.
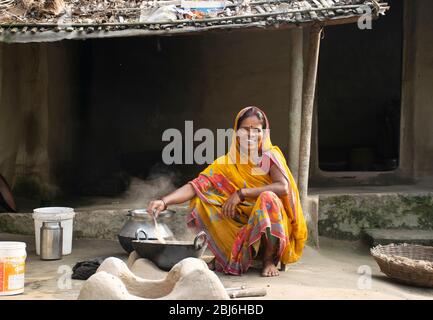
left=261, top=259, right=279, bottom=277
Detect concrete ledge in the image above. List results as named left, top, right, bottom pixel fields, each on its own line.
left=0, top=204, right=193, bottom=241
left=4, top=188, right=431, bottom=245
left=317, top=190, right=433, bottom=240
left=305, top=195, right=320, bottom=248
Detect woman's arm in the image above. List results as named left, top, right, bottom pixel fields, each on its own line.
left=221, top=164, right=289, bottom=218
left=242, top=164, right=289, bottom=198
left=147, top=183, right=196, bottom=217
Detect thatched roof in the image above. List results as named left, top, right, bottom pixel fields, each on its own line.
left=0, top=0, right=389, bottom=42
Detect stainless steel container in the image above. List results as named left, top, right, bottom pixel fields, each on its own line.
left=117, top=209, right=175, bottom=253
left=40, top=221, right=63, bottom=260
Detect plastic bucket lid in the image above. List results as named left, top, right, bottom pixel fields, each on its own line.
left=33, top=207, right=75, bottom=220
left=0, top=241, right=26, bottom=250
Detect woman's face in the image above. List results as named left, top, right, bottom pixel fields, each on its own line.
left=236, top=115, right=264, bottom=154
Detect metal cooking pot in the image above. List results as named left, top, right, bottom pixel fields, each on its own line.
left=117, top=209, right=175, bottom=253
left=132, top=229, right=208, bottom=271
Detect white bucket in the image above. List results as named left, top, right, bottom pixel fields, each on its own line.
left=33, top=207, right=75, bottom=256
left=0, top=242, right=27, bottom=296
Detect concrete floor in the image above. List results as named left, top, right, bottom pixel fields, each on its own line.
left=0, top=233, right=432, bottom=300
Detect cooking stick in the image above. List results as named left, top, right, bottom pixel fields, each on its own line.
left=227, top=288, right=267, bottom=299
left=152, top=209, right=166, bottom=244
left=225, top=285, right=247, bottom=291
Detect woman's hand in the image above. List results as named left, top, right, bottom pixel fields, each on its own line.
left=221, top=192, right=241, bottom=219
left=147, top=200, right=166, bottom=218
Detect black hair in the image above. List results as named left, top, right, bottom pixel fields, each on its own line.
left=236, top=107, right=267, bottom=129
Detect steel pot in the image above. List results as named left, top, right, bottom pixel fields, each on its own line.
left=117, top=209, right=175, bottom=253
left=132, top=230, right=208, bottom=271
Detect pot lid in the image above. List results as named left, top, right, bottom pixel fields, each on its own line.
left=128, top=209, right=174, bottom=218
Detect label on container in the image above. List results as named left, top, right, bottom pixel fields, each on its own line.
left=0, top=256, right=26, bottom=293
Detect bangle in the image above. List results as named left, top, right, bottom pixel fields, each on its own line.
left=159, top=198, right=168, bottom=211
left=237, top=189, right=245, bottom=202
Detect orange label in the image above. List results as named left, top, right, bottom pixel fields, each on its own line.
left=0, top=262, right=4, bottom=292
left=0, top=256, right=26, bottom=293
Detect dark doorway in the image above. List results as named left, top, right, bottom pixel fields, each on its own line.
left=317, top=0, right=403, bottom=172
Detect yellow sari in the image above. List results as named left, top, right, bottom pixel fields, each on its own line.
left=187, top=107, right=307, bottom=275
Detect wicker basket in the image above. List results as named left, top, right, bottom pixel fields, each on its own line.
left=371, top=243, right=433, bottom=288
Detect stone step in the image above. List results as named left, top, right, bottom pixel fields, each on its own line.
left=362, top=228, right=433, bottom=247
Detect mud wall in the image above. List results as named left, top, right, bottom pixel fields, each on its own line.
left=0, top=28, right=297, bottom=199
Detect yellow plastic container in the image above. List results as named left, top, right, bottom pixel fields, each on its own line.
left=0, top=242, right=27, bottom=296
